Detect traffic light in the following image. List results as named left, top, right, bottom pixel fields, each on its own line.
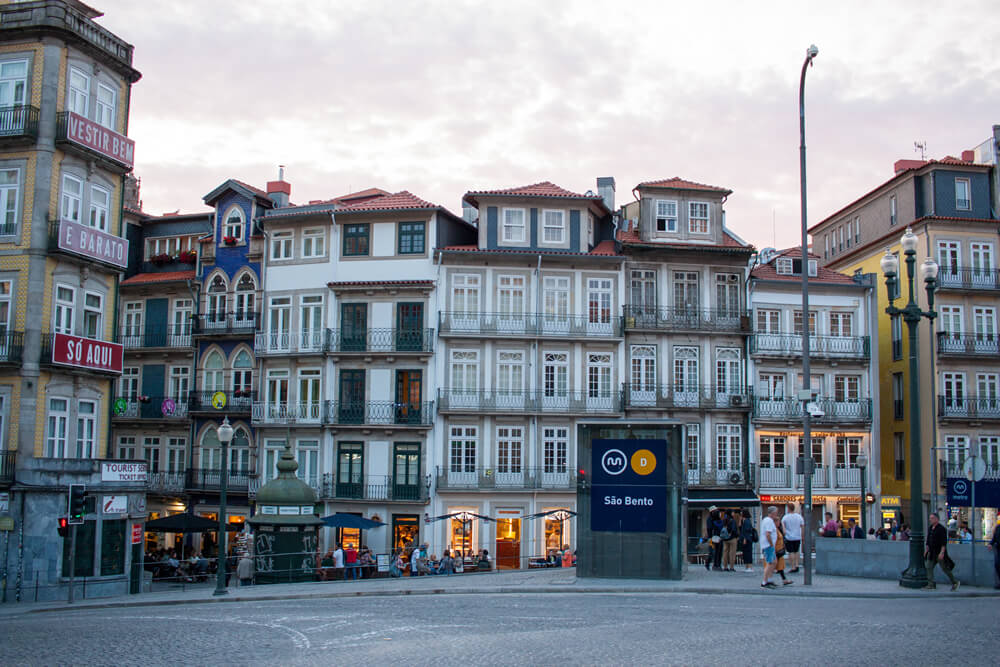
left=68, top=484, right=86, bottom=525
left=57, top=516, right=69, bottom=537
left=577, top=468, right=587, bottom=489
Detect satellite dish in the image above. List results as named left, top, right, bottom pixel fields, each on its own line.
left=963, top=455, right=986, bottom=482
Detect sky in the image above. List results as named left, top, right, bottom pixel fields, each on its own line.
left=95, top=0, right=1000, bottom=250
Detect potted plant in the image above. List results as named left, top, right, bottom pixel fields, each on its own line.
left=223, top=235, right=237, bottom=246
left=138, top=395, right=151, bottom=404
left=150, top=253, right=172, bottom=266
left=178, top=250, right=197, bottom=264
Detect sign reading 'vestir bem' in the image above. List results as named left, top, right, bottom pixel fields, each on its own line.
left=63, top=111, right=135, bottom=168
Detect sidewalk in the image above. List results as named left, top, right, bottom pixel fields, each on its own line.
left=2, top=565, right=997, bottom=617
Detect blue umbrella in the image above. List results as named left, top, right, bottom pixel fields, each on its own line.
left=320, top=513, right=385, bottom=529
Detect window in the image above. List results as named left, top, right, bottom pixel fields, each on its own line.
left=271, top=230, right=292, bottom=260
left=343, top=223, right=369, bottom=256
left=298, top=368, right=321, bottom=419
left=95, top=82, right=116, bottom=129
left=835, top=437, right=861, bottom=468
left=46, top=398, right=69, bottom=457
left=685, top=424, right=700, bottom=472
left=758, top=373, right=785, bottom=398
left=117, top=435, right=136, bottom=460
left=61, top=174, right=83, bottom=222
left=0, top=168, right=19, bottom=233
left=398, top=222, right=425, bottom=254
left=715, top=424, right=742, bottom=471
left=0, top=60, right=28, bottom=116
left=68, top=66, right=89, bottom=116
left=846, top=220, right=853, bottom=247
left=797, top=436, right=824, bottom=465
left=939, top=305, right=963, bottom=337
left=759, top=436, right=786, bottom=468
left=543, top=426, right=569, bottom=474
left=942, top=372, right=966, bottom=412
left=262, top=439, right=285, bottom=483
left=629, top=345, right=656, bottom=394
left=655, top=200, right=677, bottom=232
left=232, top=349, right=253, bottom=393
left=502, top=208, right=525, bottom=242
left=892, top=373, right=904, bottom=419
left=542, top=210, right=564, bottom=243
left=715, top=274, right=740, bottom=317
left=498, top=275, right=525, bottom=318
left=223, top=206, right=244, bottom=242
left=143, top=436, right=160, bottom=473
left=88, top=184, right=109, bottom=231
left=449, top=426, right=477, bottom=473
left=62, top=519, right=95, bottom=578
left=543, top=276, right=569, bottom=319
left=169, top=366, right=189, bottom=403
left=673, top=271, right=699, bottom=311
left=0, top=279, right=10, bottom=335
left=756, top=309, right=780, bottom=333
left=974, top=307, right=996, bottom=340
left=54, top=284, right=75, bottom=334
left=119, top=367, right=138, bottom=399
left=891, top=315, right=902, bottom=360
left=979, top=436, right=1000, bottom=468
left=496, top=425, right=523, bottom=474
left=834, top=375, right=860, bottom=402
left=955, top=177, right=971, bottom=210
left=829, top=312, right=853, bottom=337
left=715, top=348, right=741, bottom=393
left=688, top=201, right=709, bottom=234
left=297, top=439, right=320, bottom=487
left=452, top=274, right=479, bottom=313
left=202, top=351, right=225, bottom=392
left=937, top=241, right=960, bottom=276
left=889, top=195, right=897, bottom=226
left=824, top=234, right=829, bottom=259
left=302, top=228, right=325, bottom=258
left=776, top=258, right=793, bottom=275
left=234, top=274, right=255, bottom=321
left=587, top=278, right=612, bottom=326
left=793, top=310, right=817, bottom=335
left=543, top=351, right=569, bottom=398
left=172, top=299, right=192, bottom=339
left=854, top=216, right=860, bottom=243
left=497, top=350, right=524, bottom=394
left=83, top=292, right=102, bottom=339
left=450, top=350, right=478, bottom=395
left=167, top=438, right=186, bottom=474
left=266, top=369, right=289, bottom=414
left=839, top=226, right=845, bottom=251
left=673, top=346, right=699, bottom=393
left=942, top=435, right=967, bottom=476
left=587, top=352, right=613, bottom=401
left=629, top=269, right=656, bottom=310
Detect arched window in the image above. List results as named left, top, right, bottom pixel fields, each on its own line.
left=230, top=427, right=251, bottom=473
left=232, top=349, right=253, bottom=403
left=223, top=206, right=244, bottom=242
left=206, top=275, right=227, bottom=326
left=235, top=273, right=256, bottom=323
left=200, top=428, right=221, bottom=471
left=203, top=351, right=225, bottom=392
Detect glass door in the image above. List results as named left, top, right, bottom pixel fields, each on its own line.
left=340, top=303, right=367, bottom=352
left=393, top=442, right=421, bottom=501
left=396, top=302, right=423, bottom=351
left=336, top=442, right=364, bottom=499
left=338, top=370, right=365, bottom=424
left=395, top=370, right=422, bottom=424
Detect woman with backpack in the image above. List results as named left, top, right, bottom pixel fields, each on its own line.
left=736, top=509, right=756, bottom=573
left=721, top=511, right=739, bottom=571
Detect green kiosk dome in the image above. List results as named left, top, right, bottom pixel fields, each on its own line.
left=248, top=444, right=321, bottom=584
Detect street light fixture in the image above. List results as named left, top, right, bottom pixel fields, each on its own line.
left=856, top=452, right=869, bottom=535
left=881, top=229, right=938, bottom=588
left=213, top=416, right=234, bottom=597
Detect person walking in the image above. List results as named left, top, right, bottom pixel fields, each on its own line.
left=344, top=544, right=359, bottom=580
left=987, top=517, right=1000, bottom=590
left=237, top=553, right=254, bottom=587
left=736, top=509, right=755, bottom=573
left=721, top=510, right=738, bottom=571
left=846, top=518, right=864, bottom=539
left=780, top=503, right=804, bottom=573
left=773, top=525, right=793, bottom=586
left=760, top=505, right=779, bottom=589
left=705, top=506, right=723, bottom=571
left=924, top=512, right=960, bottom=591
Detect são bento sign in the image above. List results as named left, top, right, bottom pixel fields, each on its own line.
left=590, top=439, right=667, bottom=533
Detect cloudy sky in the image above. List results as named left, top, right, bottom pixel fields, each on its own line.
left=97, top=0, right=999, bottom=249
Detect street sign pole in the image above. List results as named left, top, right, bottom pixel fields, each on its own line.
left=67, top=524, right=76, bottom=604
left=964, top=454, right=986, bottom=584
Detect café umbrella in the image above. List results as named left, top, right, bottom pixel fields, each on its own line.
left=320, top=513, right=385, bottom=530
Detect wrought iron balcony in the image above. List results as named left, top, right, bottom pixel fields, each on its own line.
left=255, top=330, right=328, bottom=355
left=752, top=397, right=872, bottom=423
left=112, top=395, right=189, bottom=420
left=0, top=331, right=24, bottom=364
left=0, top=1, right=135, bottom=68
left=187, top=389, right=255, bottom=414
left=936, top=332, right=999, bottom=357
left=319, top=473, right=430, bottom=502
left=323, top=400, right=434, bottom=427
left=192, top=312, right=259, bottom=336
left=328, top=328, right=435, bottom=354
left=685, top=464, right=755, bottom=487
left=937, top=396, right=1000, bottom=421
left=0, top=104, right=39, bottom=142
left=624, top=383, right=752, bottom=410
left=251, top=401, right=323, bottom=424
left=186, top=467, right=258, bottom=493
left=438, top=311, right=622, bottom=338
left=0, top=450, right=14, bottom=485
left=758, top=465, right=855, bottom=489
left=623, top=306, right=750, bottom=333
left=750, top=333, right=870, bottom=359
left=437, top=389, right=622, bottom=414
left=936, top=267, right=1000, bottom=291
left=119, top=325, right=192, bottom=350
left=435, top=466, right=576, bottom=491
left=939, top=461, right=1000, bottom=480
left=146, top=472, right=186, bottom=494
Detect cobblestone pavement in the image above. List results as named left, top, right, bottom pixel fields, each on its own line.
left=1, top=592, right=997, bottom=666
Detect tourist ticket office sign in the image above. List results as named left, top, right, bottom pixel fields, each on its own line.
left=590, top=439, right=667, bottom=532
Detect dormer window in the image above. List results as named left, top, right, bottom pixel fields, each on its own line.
left=777, top=257, right=818, bottom=276
left=689, top=202, right=709, bottom=234
left=502, top=208, right=525, bottom=242
left=776, top=258, right=793, bottom=275
left=223, top=206, right=244, bottom=242
left=655, top=200, right=677, bottom=232
left=955, top=178, right=971, bottom=211
left=542, top=210, right=565, bottom=243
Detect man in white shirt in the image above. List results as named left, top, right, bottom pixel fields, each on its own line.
left=760, top=505, right=779, bottom=589
left=781, top=503, right=805, bottom=573
left=332, top=543, right=345, bottom=581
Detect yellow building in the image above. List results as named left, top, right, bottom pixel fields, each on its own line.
left=812, top=146, right=1000, bottom=538
left=0, top=0, right=140, bottom=602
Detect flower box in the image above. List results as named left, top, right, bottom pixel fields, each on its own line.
left=177, top=250, right=197, bottom=264
left=150, top=253, right=173, bottom=266
left=223, top=236, right=238, bottom=246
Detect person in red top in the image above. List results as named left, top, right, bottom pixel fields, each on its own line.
left=344, top=544, right=359, bottom=580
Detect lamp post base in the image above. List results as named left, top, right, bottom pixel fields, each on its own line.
left=213, top=586, right=228, bottom=597
left=899, top=559, right=928, bottom=589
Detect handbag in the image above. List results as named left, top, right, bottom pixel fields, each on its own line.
left=710, top=535, right=721, bottom=544
left=942, top=552, right=955, bottom=570
left=775, top=548, right=786, bottom=558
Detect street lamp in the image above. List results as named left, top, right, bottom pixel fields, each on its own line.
left=798, top=43, right=819, bottom=586
left=213, top=416, right=234, bottom=596
left=881, top=229, right=938, bottom=588
left=856, top=452, right=869, bottom=535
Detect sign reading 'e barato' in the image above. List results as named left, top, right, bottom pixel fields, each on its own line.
left=52, top=332, right=123, bottom=373
left=56, top=218, right=129, bottom=269
left=64, top=111, right=135, bottom=168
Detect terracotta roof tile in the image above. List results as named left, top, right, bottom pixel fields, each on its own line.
left=336, top=190, right=438, bottom=213
left=751, top=262, right=857, bottom=284
left=437, top=244, right=623, bottom=258
left=120, top=270, right=195, bottom=286
left=637, top=177, right=732, bottom=194
left=615, top=227, right=751, bottom=251
left=327, top=280, right=435, bottom=288
left=464, top=181, right=598, bottom=200
left=231, top=179, right=269, bottom=199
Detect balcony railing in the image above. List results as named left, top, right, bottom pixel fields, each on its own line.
left=39, top=332, right=121, bottom=375
left=686, top=464, right=755, bottom=487
left=329, top=328, right=435, bottom=354
left=255, top=330, right=328, bottom=355
left=937, top=396, right=1000, bottom=420
left=936, top=332, right=999, bottom=357
left=186, top=468, right=258, bottom=493
left=435, top=466, right=576, bottom=491
left=0, top=450, right=14, bottom=484
left=439, top=312, right=622, bottom=338
left=939, top=461, right=1000, bottom=480
left=438, top=389, right=622, bottom=414
left=750, top=333, right=870, bottom=359
left=0, top=104, right=39, bottom=141
left=752, top=398, right=872, bottom=423
left=323, top=401, right=434, bottom=427
left=119, top=326, right=192, bottom=350
left=113, top=395, right=189, bottom=420
left=0, top=1, right=135, bottom=67
left=0, top=331, right=24, bottom=364
left=192, top=312, right=259, bottom=336
left=623, top=306, right=750, bottom=333
left=188, top=390, right=255, bottom=413
left=319, top=473, right=430, bottom=502
left=936, top=267, right=1000, bottom=291
left=758, top=465, right=855, bottom=489
left=252, top=401, right=323, bottom=424
left=146, top=472, right=186, bottom=493
left=624, top=383, right=752, bottom=410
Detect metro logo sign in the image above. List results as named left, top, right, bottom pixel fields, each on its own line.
left=51, top=332, right=123, bottom=374
left=64, top=111, right=135, bottom=169
left=56, top=218, right=129, bottom=269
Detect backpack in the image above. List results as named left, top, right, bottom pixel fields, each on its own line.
left=720, top=525, right=731, bottom=540
left=751, top=527, right=759, bottom=543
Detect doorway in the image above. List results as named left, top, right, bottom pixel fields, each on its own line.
left=395, top=370, right=422, bottom=423
left=495, top=516, right=521, bottom=569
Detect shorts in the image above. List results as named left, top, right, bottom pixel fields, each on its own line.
left=785, top=539, right=801, bottom=554
left=762, top=546, right=776, bottom=563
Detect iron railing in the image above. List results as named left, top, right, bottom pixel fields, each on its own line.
left=0, top=331, right=24, bottom=363
left=0, top=449, right=14, bottom=484
left=758, top=465, right=858, bottom=489
left=623, top=306, right=750, bottom=333
left=323, top=400, right=434, bottom=426
left=936, top=332, right=1000, bottom=357
left=623, top=383, right=752, bottom=410
left=750, top=333, right=870, bottom=359
left=936, top=267, right=1000, bottom=291
left=112, top=395, right=189, bottom=420
left=435, top=466, right=576, bottom=491
left=146, top=472, right=186, bottom=493
left=0, top=104, right=39, bottom=139
left=192, top=312, right=259, bottom=336
left=752, top=397, right=872, bottom=423
left=187, top=390, right=255, bottom=413
left=437, top=389, right=622, bottom=414
left=319, top=473, right=430, bottom=502
left=939, top=461, right=1000, bottom=480
left=685, top=464, right=755, bottom=487
left=186, top=468, right=258, bottom=493
left=255, top=330, right=328, bottom=355
left=119, top=326, right=192, bottom=349
left=937, top=396, right=1000, bottom=420
left=329, top=327, right=435, bottom=353
left=251, top=401, right=323, bottom=424
left=439, top=311, right=622, bottom=338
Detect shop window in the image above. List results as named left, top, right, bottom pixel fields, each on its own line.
left=393, top=514, right=420, bottom=554
left=62, top=518, right=95, bottom=577
left=101, top=519, right=126, bottom=576
left=449, top=515, right=473, bottom=558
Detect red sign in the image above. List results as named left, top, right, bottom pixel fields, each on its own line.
left=759, top=495, right=772, bottom=503
left=56, top=218, right=129, bottom=269
left=132, top=523, right=143, bottom=545
left=64, top=111, right=135, bottom=168
left=51, top=332, right=123, bottom=374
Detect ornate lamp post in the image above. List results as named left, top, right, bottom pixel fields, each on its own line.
left=856, top=452, right=869, bottom=535
left=213, top=416, right=234, bottom=596
left=880, top=228, right=938, bottom=588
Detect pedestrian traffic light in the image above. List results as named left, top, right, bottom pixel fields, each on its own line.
left=577, top=468, right=587, bottom=489
left=57, top=517, right=69, bottom=537
left=68, top=484, right=86, bottom=525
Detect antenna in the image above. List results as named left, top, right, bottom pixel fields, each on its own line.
left=914, top=141, right=927, bottom=160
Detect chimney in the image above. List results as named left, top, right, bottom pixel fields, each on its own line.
left=961, top=150, right=975, bottom=162
left=596, top=176, right=615, bottom=213
left=266, top=165, right=291, bottom=208
left=462, top=203, right=478, bottom=224
left=893, top=159, right=926, bottom=174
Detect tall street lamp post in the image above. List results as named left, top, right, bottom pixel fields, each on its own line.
left=213, top=416, right=234, bottom=596
left=798, top=43, right=819, bottom=586
left=856, top=452, right=869, bottom=535
left=880, top=228, right=938, bottom=588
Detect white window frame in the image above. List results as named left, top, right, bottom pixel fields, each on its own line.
left=452, top=274, right=480, bottom=313
left=655, top=199, right=677, bottom=232
left=46, top=397, right=69, bottom=458
left=222, top=205, right=244, bottom=242
left=501, top=208, right=526, bottom=242
left=449, top=425, right=477, bottom=473
left=889, top=195, right=898, bottom=226
left=955, top=177, right=971, bottom=211
left=53, top=283, right=75, bottom=335
left=715, top=423, right=742, bottom=471
left=0, top=167, right=20, bottom=233
left=301, top=227, right=325, bottom=258
left=542, top=426, right=569, bottom=474
left=88, top=184, right=110, bottom=231
left=82, top=290, right=103, bottom=339
left=688, top=201, right=709, bottom=234
left=60, top=173, right=83, bottom=223
left=95, top=81, right=116, bottom=129
left=271, top=230, right=293, bottom=260
left=541, top=209, right=565, bottom=244
left=776, top=258, right=793, bottom=275
left=117, top=435, right=136, bottom=460
left=68, top=65, right=89, bottom=116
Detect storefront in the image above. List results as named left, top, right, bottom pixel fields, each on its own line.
left=880, top=495, right=901, bottom=528
left=392, top=514, right=420, bottom=553
left=495, top=508, right=522, bottom=569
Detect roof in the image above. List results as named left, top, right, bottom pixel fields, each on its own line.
left=120, top=270, right=196, bottom=287
left=751, top=258, right=857, bottom=285
left=327, top=280, right=435, bottom=288
left=203, top=179, right=274, bottom=206
left=637, top=177, right=732, bottom=195
left=616, top=227, right=751, bottom=252
left=462, top=181, right=608, bottom=213
left=336, top=190, right=438, bottom=213
left=437, top=243, right=623, bottom=259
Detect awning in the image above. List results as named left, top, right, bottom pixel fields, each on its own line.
left=685, top=489, right=760, bottom=507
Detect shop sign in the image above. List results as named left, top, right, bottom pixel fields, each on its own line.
left=55, top=218, right=129, bottom=269
left=102, top=495, right=127, bottom=514
left=64, top=111, right=135, bottom=168
left=946, top=477, right=1000, bottom=507
left=101, top=461, right=148, bottom=482
left=131, top=522, right=143, bottom=545
left=880, top=495, right=901, bottom=508
left=590, top=439, right=667, bottom=533
left=376, top=554, right=390, bottom=573
left=51, top=332, right=123, bottom=374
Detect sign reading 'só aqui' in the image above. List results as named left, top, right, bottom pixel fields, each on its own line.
left=590, top=438, right=668, bottom=533
left=52, top=332, right=123, bottom=374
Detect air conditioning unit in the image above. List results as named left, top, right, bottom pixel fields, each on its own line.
left=728, top=472, right=743, bottom=484
left=730, top=395, right=746, bottom=407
